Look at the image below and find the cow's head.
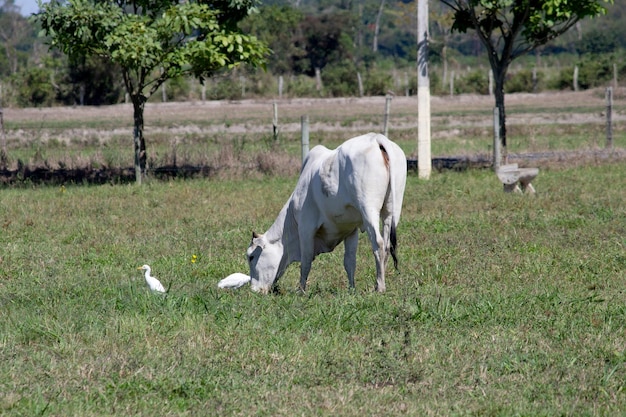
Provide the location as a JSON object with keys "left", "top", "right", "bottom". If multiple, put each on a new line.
{"left": 246, "top": 232, "right": 283, "bottom": 293}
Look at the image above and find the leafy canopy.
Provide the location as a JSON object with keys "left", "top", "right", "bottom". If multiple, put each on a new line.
{"left": 443, "top": 0, "right": 612, "bottom": 60}
{"left": 37, "top": 0, "right": 269, "bottom": 98}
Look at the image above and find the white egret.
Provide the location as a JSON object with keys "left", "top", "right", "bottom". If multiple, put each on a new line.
{"left": 218, "top": 273, "right": 251, "bottom": 289}
{"left": 137, "top": 265, "right": 166, "bottom": 293}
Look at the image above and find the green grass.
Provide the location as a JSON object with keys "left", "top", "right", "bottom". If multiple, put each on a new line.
{"left": 1, "top": 162, "right": 625, "bottom": 415}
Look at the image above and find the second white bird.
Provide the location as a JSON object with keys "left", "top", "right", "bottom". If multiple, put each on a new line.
{"left": 218, "top": 272, "right": 251, "bottom": 289}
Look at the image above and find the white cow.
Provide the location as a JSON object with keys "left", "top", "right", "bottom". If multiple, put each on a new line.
{"left": 247, "top": 132, "right": 407, "bottom": 293}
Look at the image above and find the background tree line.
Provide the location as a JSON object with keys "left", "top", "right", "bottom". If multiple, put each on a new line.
{"left": 1, "top": 0, "right": 625, "bottom": 108}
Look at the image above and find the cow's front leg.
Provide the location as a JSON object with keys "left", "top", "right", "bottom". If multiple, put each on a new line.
{"left": 343, "top": 229, "right": 359, "bottom": 289}
{"left": 299, "top": 239, "right": 315, "bottom": 292}
{"left": 299, "top": 256, "right": 313, "bottom": 292}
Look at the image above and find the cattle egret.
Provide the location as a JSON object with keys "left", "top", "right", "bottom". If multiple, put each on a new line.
{"left": 218, "top": 273, "right": 251, "bottom": 289}
{"left": 137, "top": 265, "right": 166, "bottom": 293}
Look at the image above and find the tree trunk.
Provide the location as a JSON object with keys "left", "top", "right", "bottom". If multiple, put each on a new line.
{"left": 493, "top": 66, "right": 507, "bottom": 162}
{"left": 372, "top": 0, "right": 386, "bottom": 52}
{"left": 441, "top": 44, "right": 448, "bottom": 90}
{"left": 132, "top": 95, "right": 147, "bottom": 184}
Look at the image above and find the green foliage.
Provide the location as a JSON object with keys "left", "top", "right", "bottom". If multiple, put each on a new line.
{"left": 454, "top": 69, "right": 488, "bottom": 94}
{"left": 241, "top": 5, "right": 304, "bottom": 75}
{"left": 575, "top": 28, "right": 619, "bottom": 54}
{"left": 285, "top": 74, "right": 319, "bottom": 97}
{"left": 62, "top": 56, "right": 124, "bottom": 105}
{"left": 37, "top": 0, "right": 270, "bottom": 95}
{"left": 506, "top": 68, "right": 543, "bottom": 93}
{"left": 551, "top": 66, "right": 576, "bottom": 90}
{"left": 292, "top": 12, "right": 356, "bottom": 76}
{"left": 165, "top": 76, "right": 193, "bottom": 101}
{"left": 322, "top": 62, "right": 358, "bottom": 96}
{"left": 13, "top": 66, "right": 55, "bottom": 106}
{"left": 448, "top": 0, "right": 612, "bottom": 52}
{"left": 551, "top": 52, "right": 626, "bottom": 90}
{"left": 576, "top": 54, "right": 617, "bottom": 88}
{"left": 363, "top": 67, "right": 393, "bottom": 96}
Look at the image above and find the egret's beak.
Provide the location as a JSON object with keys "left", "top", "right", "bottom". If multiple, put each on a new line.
{"left": 137, "top": 266, "right": 142, "bottom": 270}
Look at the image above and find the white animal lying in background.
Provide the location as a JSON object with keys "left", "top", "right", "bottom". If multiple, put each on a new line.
{"left": 218, "top": 273, "right": 251, "bottom": 289}
{"left": 137, "top": 264, "right": 166, "bottom": 293}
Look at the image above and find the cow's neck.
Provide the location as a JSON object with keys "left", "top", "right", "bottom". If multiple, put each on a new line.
{"left": 265, "top": 201, "right": 301, "bottom": 264}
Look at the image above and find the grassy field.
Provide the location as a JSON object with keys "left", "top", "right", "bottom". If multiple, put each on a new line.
{"left": 1, "top": 90, "right": 625, "bottom": 415}
{"left": 1, "top": 160, "right": 625, "bottom": 415}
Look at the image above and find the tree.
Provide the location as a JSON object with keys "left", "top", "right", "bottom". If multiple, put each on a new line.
{"left": 37, "top": 0, "right": 269, "bottom": 184}
{"left": 0, "top": 0, "right": 34, "bottom": 76}
{"left": 240, "top": 5, "right": 303, "bottom": 75}
{"left": 61, "top": 56, "right": 123, "bottom": 106}
{"left": 440, "top": 0, "right": 612, "bottom": 161}
{"left": 292, "top": 12, "right": 355, "bottom": 76}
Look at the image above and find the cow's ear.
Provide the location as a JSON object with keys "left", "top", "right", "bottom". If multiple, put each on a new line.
{"left": 251, "top": 232, "right": 265, "bottom": 248}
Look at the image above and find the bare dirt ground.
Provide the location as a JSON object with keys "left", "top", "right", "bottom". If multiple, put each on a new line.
{"left": 1, "top": 89, "right": 624, "bottom": 184}
{"left": 5, "top": 89, "right": 624, "bottom": 127}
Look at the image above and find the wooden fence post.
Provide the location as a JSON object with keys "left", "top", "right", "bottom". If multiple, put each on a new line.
{"left": 606, "top": 87, "right": 613, "bottom": 149}
{"left": 301, "top": 115, "right": 309, "bottom": 165}
{"left": 240, "top": 76, "right": 246, "bottom": 98}
{"left": 315, "top": 68, "right": 322, "bottom": 92}
{"left": 0, "top": 83, "right": 6, "bottom": 159}
{"left": 278, "top": 76, "right": 284, "bottom": 99}
{"left": 383, "top": 94, "right": 392, "bottom": 137}
{"left": 449, "top": 71, "right": 455, "bottom": 96}
{"left": 272, "top": 101, "right": 279, "bottom": 143}
{"left": 404, "top": 71, "right": 409, "bottom": 97}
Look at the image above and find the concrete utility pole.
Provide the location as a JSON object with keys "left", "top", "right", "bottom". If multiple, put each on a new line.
{"left": 417, "top": 0, "right": 431, "bottom": 179}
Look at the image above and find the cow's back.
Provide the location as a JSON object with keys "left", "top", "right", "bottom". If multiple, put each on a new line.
{"left": 312, "top": 133, "right": 405, "bottom": 232}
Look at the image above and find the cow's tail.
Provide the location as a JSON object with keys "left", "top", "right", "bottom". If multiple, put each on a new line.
{"left": 390, "top": 221, "right": 399, "bottom": 270}
{"left": 377, "top": 135, "right": 400, "bottom": 271}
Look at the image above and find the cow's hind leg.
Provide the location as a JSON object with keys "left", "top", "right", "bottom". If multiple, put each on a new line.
{"left": 343, "top": 229, "right": 359, "bottom": 289}
{"left": 362, "top": 211, "right": 386, "bottom": 292}
{"left": 381, "top": 207, "right": 392, "bottom": 269}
